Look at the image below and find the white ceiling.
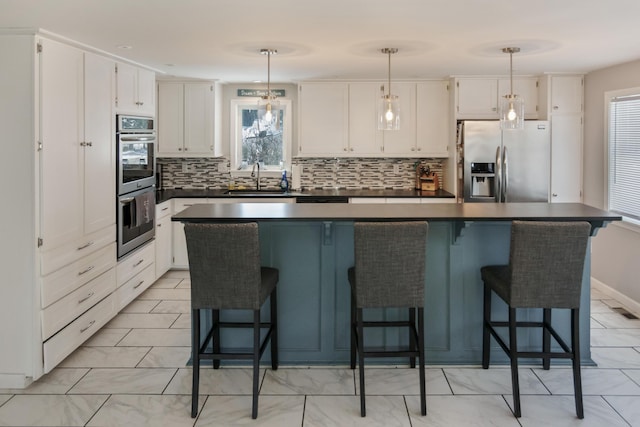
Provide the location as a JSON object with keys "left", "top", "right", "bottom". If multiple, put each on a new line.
{"left": 1, "top": 0, "right": 639, "bottom": 83}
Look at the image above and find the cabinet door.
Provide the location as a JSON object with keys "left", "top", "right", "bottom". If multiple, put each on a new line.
{"left": 115, "top": 62, "right": 138, "bottom": 112}
{"left": 83, "top": 53, "right": 115, "bottom": 235}
{"left": 456, "top": 78, "right": 498, "bottom": 118}
{"left": 382, "top": 82, "right": 417, "bottom": 155}
{"left": 184, "top": 83, "right": 215, "bottom": 154}
{"left": 551, "top": 114, "right": 583, "bottom": 203}
{"left": 498, "top": 77, "right": 539, "bottom": 119}
{"left": 550, "top": 75, "right": 583, "bottom": 114}
{"left": 416, "top": 81, "right": 450, "bottom": 157}
{"left": 348, "top": 83, "right": 383, "bottom": 155}
{"left": 40, "top": 39, "right": 84, "bottom": 250}
{"left": 157, "top": 83, "right": 185, "bottom": 154}
{"left": 155, "top": 214, "right": 172, "bottom": 279}
{"left": 136, "top": 68, "right": 156, "bottom": 115}
{"left": 298, "top": 83, "right": 349, "bottom": 156}
{"left": 172, "top": 199, "right": 205, "bottom": 268}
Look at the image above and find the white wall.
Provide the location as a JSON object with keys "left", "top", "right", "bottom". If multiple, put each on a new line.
{"left": 584, "top": 59, "right": 640, "bottom": 305}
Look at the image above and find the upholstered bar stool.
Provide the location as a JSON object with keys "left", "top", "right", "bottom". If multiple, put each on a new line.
{"left": 481, "top": 220, "right": 591, "bottom": 419}
{"left": 348, "top": 221, "right": 429, "bottom": 417}
{"left": 184, "top": 222, "right": 278, "bottom": 420}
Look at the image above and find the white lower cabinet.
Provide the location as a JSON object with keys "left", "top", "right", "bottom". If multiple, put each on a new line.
{"left": 349, "top": 197, "right": 456, "bottom": 204}
{"left": 116, "top": 241, "right": 155, "bottom": 311}
{"left": 155, "top": 200, "right": 173, "bottom": 279}
{"left": 43, "top": 293, "right": 116, "bottom": 372}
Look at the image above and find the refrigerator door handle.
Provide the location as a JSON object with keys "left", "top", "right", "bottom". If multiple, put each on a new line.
{"left": 502, "top": 146, "right": 509, "bottom": 202}
{"left": 495, "top": 146, "right": 502, "bottom": 202}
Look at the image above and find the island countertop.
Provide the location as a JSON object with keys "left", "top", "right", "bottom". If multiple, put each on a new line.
{"left": 172, "top": 201, "right": 620, "bottom": 229}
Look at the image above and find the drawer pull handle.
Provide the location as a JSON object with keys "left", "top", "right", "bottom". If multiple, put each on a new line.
{"left": 133, "top": 259, "right": 144, "bottom": 268}
{"left": 77, "top": 241, "right": 94, "bottom": 250}
{"left": 78, "top": 291, "right": 95, "bottom": 304}
{"left": 78, "top": 265, "right": 95, "bottom": 276}
{"left": 161, "top": 207, "right": 169, "bottom": 211}
{"left": 80, "top": 320, "right": 96, "bottom": 333}
{"left": 133, "top": 280, "right": 145, "bottom": 289}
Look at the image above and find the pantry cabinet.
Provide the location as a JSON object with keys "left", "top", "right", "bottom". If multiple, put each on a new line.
{"left": 115, "top": 61, "right": 155, "bottom": 115}
{"left": 157, "top": 82, "right": 221, "bottom": 157}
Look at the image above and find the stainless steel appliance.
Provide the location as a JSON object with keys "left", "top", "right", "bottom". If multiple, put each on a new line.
{"left": 116, "top": 114, "right": 156, "bottom": 258}
{"left": 117, "top": 187, "right": 155, "bottom": 258}
{"left": 117, "top": 115, "right": 156, "bottom": 195}
{"left": 461, "top": 121, "right": 550, "bottom": 203}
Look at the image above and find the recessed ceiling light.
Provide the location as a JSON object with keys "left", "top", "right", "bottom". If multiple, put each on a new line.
{"left": 116, "top": 45, "right": 132, "bottom": 50}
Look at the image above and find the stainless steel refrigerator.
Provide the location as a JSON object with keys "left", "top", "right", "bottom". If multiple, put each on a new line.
{"left": 462, "top": 120, "right": 550, "bottom": 203}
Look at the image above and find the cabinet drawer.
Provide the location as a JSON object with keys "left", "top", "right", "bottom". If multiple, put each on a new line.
{"left": 116, "top": 241, "right": 155, "bottom": 287}
{"left": 115, "top": 263, "right": 155, "bottom": 311}
{"left": 41, "top": 243, "right": 116, "bottom": 308}
{"left": 156, "top": 200, "right": 172, "bottom": 220}
{"left": 43, "top": 293, "right": 116, "bottom": 373}
{"left": 41, "top": 268, "right": 116, "bottom": 340}
{"left": 41, "top": 225, "right": 115, "bottom": 276}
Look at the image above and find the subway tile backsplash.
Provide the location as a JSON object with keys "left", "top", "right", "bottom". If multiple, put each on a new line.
{"left": 157, "top": 157, "right": 444, "bottom": 190}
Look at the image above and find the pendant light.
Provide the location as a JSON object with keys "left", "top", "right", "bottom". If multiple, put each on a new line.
{"left": 500, "top": 47, "right": 525, "bottom": 130}
{"left": 378, "top": 48, "right": 400, "bottom": 130}
{"left": 258, "top": 48, "right": 279, "bottom": 124}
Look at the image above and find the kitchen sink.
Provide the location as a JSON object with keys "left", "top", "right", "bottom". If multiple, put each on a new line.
{"left": 224, "top": 189, "right": 287, "bottom": 196}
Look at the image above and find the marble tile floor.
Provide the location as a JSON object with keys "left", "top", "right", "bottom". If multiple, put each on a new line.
{"left": 1, "top": 271, "right": 640, "bottom": 426}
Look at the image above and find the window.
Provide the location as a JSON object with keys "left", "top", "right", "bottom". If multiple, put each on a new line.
{"left": 230, "top": 98, "right": 292, "bottom": 176}
{"left": 607, "top": 89, "right": 640, "bottom": 223}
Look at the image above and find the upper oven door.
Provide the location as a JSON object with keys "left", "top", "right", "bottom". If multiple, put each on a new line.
{"left": 118, "top": 132, "right": 156, "bottom": 195}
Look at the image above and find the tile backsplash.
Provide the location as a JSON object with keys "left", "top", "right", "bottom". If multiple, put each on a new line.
{"left": 157, "top": 157, "right": 445, "bottom": 190}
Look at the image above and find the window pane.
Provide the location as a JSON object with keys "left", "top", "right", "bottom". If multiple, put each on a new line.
{"left": 240, "top": 107, "right": 284, "bottom": 169}
{"left": 609, "top": 96, "right": 640, "bottom": 221}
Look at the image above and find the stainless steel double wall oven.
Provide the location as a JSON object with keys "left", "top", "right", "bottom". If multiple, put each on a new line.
{"left": 116, "top": 115, "right": 156, "bottom": 258}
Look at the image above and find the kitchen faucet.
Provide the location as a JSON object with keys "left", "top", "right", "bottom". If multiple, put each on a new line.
{"left": 251, "top": 162, "right": 261, "bottom": 190}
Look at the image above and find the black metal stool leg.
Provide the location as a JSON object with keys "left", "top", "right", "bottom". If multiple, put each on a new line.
{"left": 357, "top": 308, "right": 366, "bottom": 417}
{"left": 418, "top": 307, "right": 427, "bottom": 416}
{"left": 191, "top": 309, "right": 201, "bottom": 418}
{"left": 482, "top": 283, "right": 491, "bottom": 369}
{"left": 571, "top": 308, "right": 584, "bottom": 419}
{"left": 270, "top": 288, "right": 278, "bottom": 370}
{"left": 252, "top": 310, "right": 261, "bottom": 420}
{"left": 350, "top": 290, "right": 356, "bottom": 370}
{"left": 508, "top": 307, "right": 521, "bottom": 418}
{"left": 409, "top": 307, "right": 416, "bottom": 368}
{"left": 212, "top": 309, "right": 220, "bottom": 369}
{"left": 542, "top": 308, "right": 551, "bottom": 370}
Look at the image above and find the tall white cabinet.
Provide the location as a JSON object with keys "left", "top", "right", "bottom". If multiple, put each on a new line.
{"left": 0, "top": 30, "right": 152, "bottom": 388}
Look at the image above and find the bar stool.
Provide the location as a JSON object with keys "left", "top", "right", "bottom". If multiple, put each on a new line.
{"left": 481, "top": 220, "right": 591, "bottom": 419}
{"left": 348, "top": 221, "right": 429, "bottom": 417}
{"left": 184, "top": 222, "right": 278, "bottom": 420}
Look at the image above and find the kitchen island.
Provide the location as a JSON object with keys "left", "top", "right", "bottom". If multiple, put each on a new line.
{"left": 173, "top": 202, "right": 620, "bottom": 365}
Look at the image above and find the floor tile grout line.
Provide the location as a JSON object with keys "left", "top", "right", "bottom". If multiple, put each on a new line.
{"left": 600, "top": 395, "right": 634, "bottom": 427}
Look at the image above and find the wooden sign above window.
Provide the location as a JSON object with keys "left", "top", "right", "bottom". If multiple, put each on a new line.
{"left": 237, "top": 89, "right": 286, "bottom": 97}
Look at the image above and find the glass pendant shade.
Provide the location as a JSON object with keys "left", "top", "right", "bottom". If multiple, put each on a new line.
{"left": 378, "top": 94, "right": 400, "bottom": 130}
{"left": 257, "top": 48, "right": 280, "bottom": 128}
{"left": 500, "top": 47, "right": 524, "bottom": 130}
{"left": 500, "top": 93, "right": 525, "bottom": 130}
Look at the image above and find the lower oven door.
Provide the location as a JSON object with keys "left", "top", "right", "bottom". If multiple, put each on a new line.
{"left": 118, "top": 187, "right": 156, "bottom": 259}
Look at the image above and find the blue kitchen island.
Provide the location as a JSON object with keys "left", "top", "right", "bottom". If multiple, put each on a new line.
{"left": 173, "top": 202, "right": 620, "bottom": 365}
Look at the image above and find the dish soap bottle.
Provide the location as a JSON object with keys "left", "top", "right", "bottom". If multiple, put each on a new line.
{"left": 279, "top": 170, "right": 289, "bottom": 192}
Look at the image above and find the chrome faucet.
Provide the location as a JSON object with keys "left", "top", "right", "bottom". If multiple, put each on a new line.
{"left": 251, "top": 162, "right": 261, "bottom": 190}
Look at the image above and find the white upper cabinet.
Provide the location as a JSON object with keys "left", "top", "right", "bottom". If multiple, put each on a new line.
{"left": 157, "top": 82, "right": 221, "bottom": 157}
{"left": 456, "top": 77, "right": 538, "bottom": 119}
{"left": 115, "top": 62, "right": 155, "bottom": 115}
{"left": 298, "top": 80, "right": 448, "bottom": 158}
{"left": 298, "top": 82, "right": 349, "bottom": 156}
{"left": 549, "top": 75, "right": 583, "bottom": 113}
{"left": 416, "top": 81, "right": 450, "bottom": 157}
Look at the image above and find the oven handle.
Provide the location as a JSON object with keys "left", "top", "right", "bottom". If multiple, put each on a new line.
{"left": 120, "top": 197, "right": 135, "bottom": 204}
{"left": 120, "top": 135, "right": 156, "bottom": 142}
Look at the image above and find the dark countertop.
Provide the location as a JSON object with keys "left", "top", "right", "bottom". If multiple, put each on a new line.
{"left": 156, "top": 188, "right": 455, "bottom": 204}
{"left": 172, "top": 202, "right": 621, "bottom": 234}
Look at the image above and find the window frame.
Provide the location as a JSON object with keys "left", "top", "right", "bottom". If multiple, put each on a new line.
{"left": 605, "top": 86, "right": 640, "bottom": 228}
{"left": 229, "top": 98, "right": 292, "bottom": 178}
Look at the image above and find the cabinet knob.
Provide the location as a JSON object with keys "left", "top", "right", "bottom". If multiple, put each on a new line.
{"left": 178, "top": 148, "right": 182, "bottom": 151}
{"left": 411, "top": 147, "right": 415, "bottom": 151}
{"left": 350, "top": 148, "right": 354, "bottom": 152}
{"left": 492, "top": 107, "right": 497, "bottom": 111}
{"left": 343, "top": 148, "right": 348, "bottom": 151}
{"left": 417, "top": 147, "right": 421, "bottom": 151}
{"left": 553, "top": 106, "right": 559, "bottom": 110}
{"left": 184, "top": 147, "right": 188, "bottom": 151}
{"left": 552, "top": 193, "right": 558, "bottom": 197}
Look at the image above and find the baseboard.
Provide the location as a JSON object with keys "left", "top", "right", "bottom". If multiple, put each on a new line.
{"left": 591, "top": 277, "right": 640, "bottom": 317}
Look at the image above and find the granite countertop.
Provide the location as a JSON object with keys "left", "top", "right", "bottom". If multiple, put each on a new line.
{"left": 156, "top": 188, "right": 455, "bottom": 204}
{"left": 172, "top": 202, "right": 621, "bottom": 235}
